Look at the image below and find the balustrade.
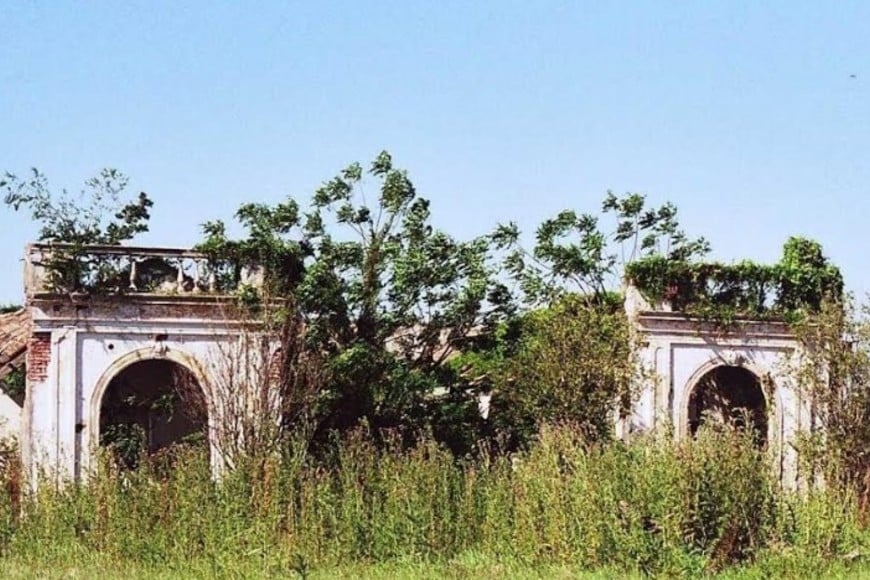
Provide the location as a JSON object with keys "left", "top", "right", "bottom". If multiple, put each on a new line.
{"left": 25, "top": 243, "right": 260, "bottom": 297}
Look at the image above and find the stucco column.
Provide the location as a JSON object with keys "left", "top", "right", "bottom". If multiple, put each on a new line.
{"left": 23, "top": 327, "right": 79, "bottom": 487}
{"left": 24, "top": 331, "right": 57, "bottom": 486}
{"left": 54, "top": 327, "right": 78, "bottom": 481}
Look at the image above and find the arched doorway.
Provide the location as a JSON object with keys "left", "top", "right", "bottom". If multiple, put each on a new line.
{"left": 687, "top": 365, "right": 767, "bottom": 445}
{"left": 99, "top": 359, "right": 207, "bottom": 467}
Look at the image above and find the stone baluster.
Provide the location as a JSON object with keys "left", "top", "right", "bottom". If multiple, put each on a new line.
{"left": 129, "top": 259, "right": 138, "bottom": 291}
{"left": 208, "top": 263, "right": 217, "bottom": 293}
{"left": 176, "top": 260, "right": 185, "bottom": 293}
{"left": 192, "top": 259, "right": 202, "bottom": 293}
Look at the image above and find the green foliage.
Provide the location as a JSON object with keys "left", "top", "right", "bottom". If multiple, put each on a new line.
{"left": 626, "top": 236, "right": 843, "bottom": 321}
{"left": 1, "top": 168, "right": 153, "bottom": 245}
{"left": 489, "top": 296, "right": 636, "bottom": 449}
{"left": 1, "top": 168, "right": 154, "bottom": 293}
{"left": 0, "top": 366, "right": 25, "bottom": 407}
{"left": 499, "top": 191, "right": 709, "bottom": 305}
{"left": 603, "top": 191, "right": 712, "bottom": 262}
{"left": 197, "top": 199, "right": 305, "bottom": 296}
{"left": 199, "top": 151, "right": 514, "bottom": 441}
{"left": 790, "top": 296, "right": 870, "bottom": 494}
{"left": 99, "top": 423, "right": 148, "bottom": 469}
{"left": 777, "top": 236, "right": 844, "bottom": 312}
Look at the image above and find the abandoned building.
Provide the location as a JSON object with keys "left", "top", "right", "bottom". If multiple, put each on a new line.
{"left": 0, "top": 243, "right": 813, "bottom": 486}
{"left": 622, "top": 285, "right": 807, "bottom": 487}
{"left": 4, "top": 243, "right": 268, "bottom": 484}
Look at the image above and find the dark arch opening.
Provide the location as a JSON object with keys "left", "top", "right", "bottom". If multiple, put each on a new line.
{"left": 688, "top": 365, "right": 767, "bottom": 446}
{"left": 99, "top": 359, "right": 207, "bottom": 468}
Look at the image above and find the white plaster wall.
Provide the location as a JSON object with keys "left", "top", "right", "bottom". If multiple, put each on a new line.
{"left": 630, "top": 314, "right": 808, "bottom": 488}
{"left": 0, "top": 395, "right": 21, "bottom": 441}
{"left": 25, "top": 317, "right": 253, "bottom": 483}
{"left": 626, "top": 343, "right": 660, "bottom": 434}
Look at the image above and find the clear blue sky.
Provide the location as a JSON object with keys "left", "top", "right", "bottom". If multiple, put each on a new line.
{"left": 1, "top": 2, "right": 867, "bottom": 304}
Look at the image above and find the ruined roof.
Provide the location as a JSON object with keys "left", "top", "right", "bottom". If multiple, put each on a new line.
{"left": 0, "top": 309, "right": 29, "bottom": 380}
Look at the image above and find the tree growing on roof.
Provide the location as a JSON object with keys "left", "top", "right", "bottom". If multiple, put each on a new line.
{"left": 1, "top": 168, "right": 154, "bottom": 293}
{"left": 2, "top": 168, "right": 153, "bottom": 245}
{"left": 197, "top": 151, "right": 515, "bottom": 446}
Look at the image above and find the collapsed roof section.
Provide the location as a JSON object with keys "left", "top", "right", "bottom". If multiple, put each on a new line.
{"left": 0, "top": 309, "right": 28, "bottom": 383}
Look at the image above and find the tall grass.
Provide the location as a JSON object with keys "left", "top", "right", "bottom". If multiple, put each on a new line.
{"left": 0, "top": 426, "right": 865, "bottom": 577}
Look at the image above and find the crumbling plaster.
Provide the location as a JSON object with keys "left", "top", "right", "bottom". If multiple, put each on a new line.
{"left": 22, "top": 296, "right": 249, "bottom": 484}
{"left": 624, "top": 286, "right": 811, "bottom": 487}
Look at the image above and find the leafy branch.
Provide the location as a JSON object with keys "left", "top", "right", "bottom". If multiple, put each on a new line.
{"left": 495, "top": 191, "right": 709, "bottom": 306}
{"left": 2, "top": 168, "right": 154, "bottom": 293}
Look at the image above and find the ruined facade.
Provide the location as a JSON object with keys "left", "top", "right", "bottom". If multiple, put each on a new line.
{"left": 0, "top": 243, "right": 816, "bottom": 486}
{"left": 622, "top": 286, "right": 809, "bottom": 487}
{"left": 15, "top": 244, "right": 265, "bottom": 484}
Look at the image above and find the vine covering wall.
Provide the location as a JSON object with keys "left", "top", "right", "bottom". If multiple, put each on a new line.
{"left": 625, "top": 237, "right": 843, "bottom": 321}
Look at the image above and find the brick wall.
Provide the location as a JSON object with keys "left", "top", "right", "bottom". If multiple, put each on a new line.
{"left": 26, "top": 333, "right": 51, "bottom": 383}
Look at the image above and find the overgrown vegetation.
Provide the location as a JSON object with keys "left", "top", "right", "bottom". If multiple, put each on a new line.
{"left": 788, "top": 297, "right": 870, "bottom": 498}
{"left": 1, "top": 168, "right": 154, "bottom": 294}
{"left": 5, "top": 156, "right": 870, "bottom": 577}
{"left": 488, "top": 295, "right": 637, "bottom": 449}
{"left": 626, "top": 236, "right": 843, "bottom": 322}
{"left": 188, "top": 156, "right": 727, "bottom": 453}
{"left": 195, "top": 152, "right": 520, "bottom": 450}
{"left": 1, "top": 367, "right": 25, "bottom": 408}
{"left": 0, "top": 426, "right": 866, "bottom": 578}
{"left": 495, "top": 190, "right": 711, "bottom": 306}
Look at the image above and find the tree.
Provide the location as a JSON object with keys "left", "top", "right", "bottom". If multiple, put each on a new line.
{"left": 198, "top": 151, "right": 514, "bottom": 441}
{"left": 776, "top": 236, "right": 843, "bottom": 313}
{"left": 1, "top": 168, "right": 154, "bottom": 292}
{"left": 494, "top": 191, "right": 710, "bottom": 306}
{"left": 2, "top": 168, "right": 153, "bottom": 245}
{"left": 484, "top": 295, "right": 636, "bottom": 449}
{"left": 791, "top": 296, "right": 870, "bottom": 491}
{"left": 456, "top": 192, "right": 707, "bottom": 447}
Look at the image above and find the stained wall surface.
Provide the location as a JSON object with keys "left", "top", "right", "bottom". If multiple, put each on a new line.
{"left": 22, "top": 296, "right": 249, "bottom": 483}
{"left": 623, "top": 286, "right": 810, "bottom": 487}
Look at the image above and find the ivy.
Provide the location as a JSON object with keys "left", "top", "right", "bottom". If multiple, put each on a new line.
{"left": 625, "top": 237, "right": 843, "bottom": 322}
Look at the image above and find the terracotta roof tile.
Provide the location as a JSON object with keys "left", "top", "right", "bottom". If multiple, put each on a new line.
{"left": 0, "top": 309, "right": 29, "bottom": 379}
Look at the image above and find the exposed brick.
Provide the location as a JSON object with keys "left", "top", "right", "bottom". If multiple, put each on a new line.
{"left": 26, "top": 333, "right": 51, "bottom": 383}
